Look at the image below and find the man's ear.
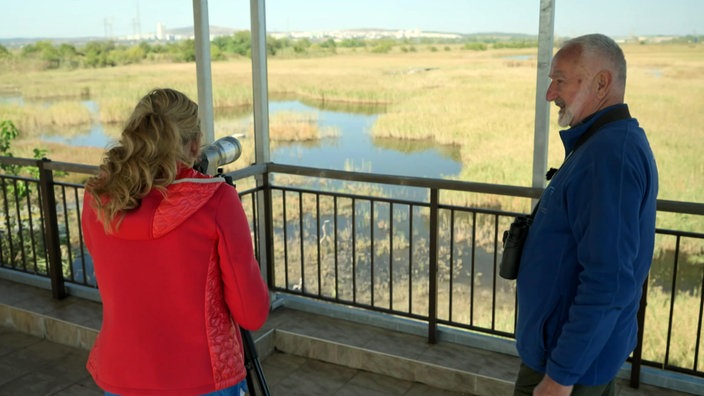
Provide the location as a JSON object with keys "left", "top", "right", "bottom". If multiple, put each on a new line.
{"left": 594, "top": 70, "right": 612, "bottom": 99}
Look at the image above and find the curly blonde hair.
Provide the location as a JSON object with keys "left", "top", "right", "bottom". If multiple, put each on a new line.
{"left": 86, "top": 88, "right": 201, "bottom": 233}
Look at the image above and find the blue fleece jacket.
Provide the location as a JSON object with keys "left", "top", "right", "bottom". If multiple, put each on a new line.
{"left": 515, "top": 104, "right": 659, "bottom": 386}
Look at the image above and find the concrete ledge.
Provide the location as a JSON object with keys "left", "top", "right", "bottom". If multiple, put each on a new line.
{"left": 0, "top": 303, "right": 98, "bottom": 350}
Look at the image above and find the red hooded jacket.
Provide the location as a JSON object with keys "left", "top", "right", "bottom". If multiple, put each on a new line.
{"left": 82, "top": 167, "right": 269, "bottom": 395}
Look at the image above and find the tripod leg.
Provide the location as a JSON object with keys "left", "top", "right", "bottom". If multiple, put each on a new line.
{"left": 240, "top": 329, "right": 270, "bottom": 396}
{"left": 244, "top": 360, "right": 257, "bottom": 396}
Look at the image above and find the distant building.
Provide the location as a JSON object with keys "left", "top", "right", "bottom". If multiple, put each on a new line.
{"left": 156, "top": 23, "right": 166, "bottom": 40}
{"left": 269, "top": 28, "right": 463, "bottom": 42}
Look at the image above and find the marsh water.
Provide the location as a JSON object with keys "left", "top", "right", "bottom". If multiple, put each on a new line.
{"left": 39, "top": 99, "right": 462, "bottom": 179}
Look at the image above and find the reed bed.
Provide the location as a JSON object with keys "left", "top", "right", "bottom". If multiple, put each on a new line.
{"left": 267, "top": 111, "right": 339, "bottom": 142}
{"left": 0, "top": 101, "right": 92, "bottom": 136}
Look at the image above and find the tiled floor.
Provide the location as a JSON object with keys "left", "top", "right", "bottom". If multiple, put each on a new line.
{"left": 0, "top": 277, "right": 701, "bottom": 396}
{"left": 0, "top": 326, "right": 477, "bottom": 396}
{"left": 259, "top": 350, "right": 473, "bottom": 396}
{"left": 0, "top": 327, "right": 99, "bottom": 395}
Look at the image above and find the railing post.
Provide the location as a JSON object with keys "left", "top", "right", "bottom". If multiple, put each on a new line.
{"left": 259, "top": 170, "right": 274, "bottom": 289}
{"left": 428, "top": 188, "right": 439, "bottom": 344}
{"left": 37, "top": 158, "right": 66, "bottom": 299}
{"left": 630, "top": 279, "right": 648, "bottom": 388}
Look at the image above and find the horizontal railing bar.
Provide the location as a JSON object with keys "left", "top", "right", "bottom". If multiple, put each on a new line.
{"left": 437, "top": 318, "right": 515, "bottom": 339}
{"left": 656, "top": 227, "right": 704, "bottom": 238}
{"left": 271, "top": 287, "right": 430, "bottom": 321}
{"left": 42, "top": 160, "right": 99, "bottom": 174}
{"left": 3, "top": 157, "right": 703, "bottom": 216}
{"left": 224, "top": 163, "right": 268, "bottom": 180}
{"left": 438, "top": 202, "right": 527, "bottom": 218}
{"left": 0, "top": 173, "right": 36, "bottom": 182}
{"left": 268, "top": 163, "right": 704, "bottom": 215}
{"left": 657, "top": 199, "right": 704, "bottom": 216}
{"left": 0, "top": 156, "right": 37, "bottom": 167}
{"left": 268, "top": 163, "right": 543, "bottom": 199}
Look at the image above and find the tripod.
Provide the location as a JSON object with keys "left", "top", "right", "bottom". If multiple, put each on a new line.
{"left": 208, "top": 169, "right": 270, "bottom": 395}
{"left": 240, "top": 328, "right": 270, "bottom": 396}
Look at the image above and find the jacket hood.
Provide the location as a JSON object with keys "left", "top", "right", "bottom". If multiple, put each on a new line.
{"left": 115, "top": 168, "right": 228, "bottom": 240}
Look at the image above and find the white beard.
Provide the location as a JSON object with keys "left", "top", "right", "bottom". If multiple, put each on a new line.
{"left": 557, "top": 86, "right": 591, "bottom": 127}
{"left": 557, "top": 107, "right": 573, "bottom": 127}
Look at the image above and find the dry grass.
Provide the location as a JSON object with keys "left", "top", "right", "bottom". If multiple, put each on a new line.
{"left": 642, "top": 283, "right": 704, "bottom": 370}
{"left": 267, "top": 111, "right": 339, "bottom": 142}
{"left": 0, "top": 44, "right": 702, "bottom": 203}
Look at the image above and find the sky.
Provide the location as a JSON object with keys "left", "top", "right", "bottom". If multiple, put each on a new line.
{"left": 0, "top": 0, "right": 702, "bottom": 40}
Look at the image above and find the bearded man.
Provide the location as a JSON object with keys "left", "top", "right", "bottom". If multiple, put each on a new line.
{"left": 512, "top": 34, "right": 659, "bottom": 396}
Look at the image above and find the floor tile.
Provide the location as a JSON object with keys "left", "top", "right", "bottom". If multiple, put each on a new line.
{"left": 346, "top": 370, "right": 415, "bottom": 395}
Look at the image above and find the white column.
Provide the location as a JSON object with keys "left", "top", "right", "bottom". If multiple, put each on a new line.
{"left": 193, "top": 0, "right": 215, "bottom": 144}
{"left": 531, "top": 0, "right": 555, "bottom": 198}
{"left": 250, "top": 0, "right": 271, "bottom": 287}
{"left": 250, "top": 0, "right": 271, "bottom": 163}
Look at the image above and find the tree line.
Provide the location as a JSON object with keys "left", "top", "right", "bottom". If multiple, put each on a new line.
{"left": 0, "top": 31, "right": 542, "bottom": 71}
{"left": 1, "top": 31, "right": 700, "bottom": 71}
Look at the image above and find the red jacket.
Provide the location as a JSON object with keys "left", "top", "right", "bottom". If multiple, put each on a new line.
{"left": 82, "top": 167, "right": 269, "bottom": 395}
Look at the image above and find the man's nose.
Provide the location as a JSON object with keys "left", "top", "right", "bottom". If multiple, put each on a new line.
{"left": 545, "top": 82, "right": 557, "bottom": 101}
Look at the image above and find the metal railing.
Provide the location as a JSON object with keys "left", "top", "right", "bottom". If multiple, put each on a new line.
{"left": 1, "top": 157, "right": 703, "bottom": 389}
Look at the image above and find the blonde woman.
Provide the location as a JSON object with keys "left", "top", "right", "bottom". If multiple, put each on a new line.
{"left": 82, "top": 88, "right": 269, "bottom": 396}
